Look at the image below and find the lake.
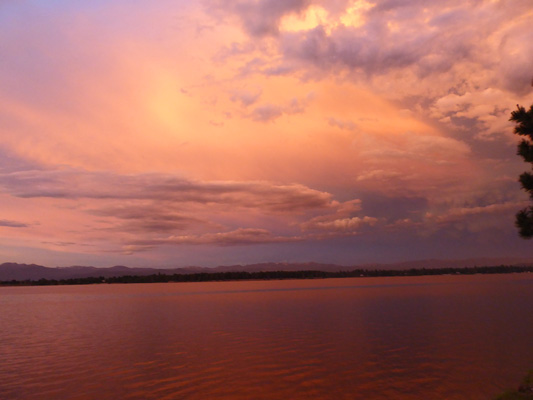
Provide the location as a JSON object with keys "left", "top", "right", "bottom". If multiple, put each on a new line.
{"left": 1, "top": 274, "right": 532, "bottom": 399}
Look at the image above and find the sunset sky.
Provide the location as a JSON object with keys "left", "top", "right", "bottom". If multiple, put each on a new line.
{"left": 1, "top": 0, "right": 533, "bottom": 268}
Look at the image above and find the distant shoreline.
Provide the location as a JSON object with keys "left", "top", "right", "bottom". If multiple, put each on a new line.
{"left": 1, "top": 265, "right": 532, "bottom": 287}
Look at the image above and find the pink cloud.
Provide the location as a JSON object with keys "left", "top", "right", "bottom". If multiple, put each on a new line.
{"left": 0, "top": 219, "right": 28, "bottom": 228}
{"left": 0, "top": 0, "right": 531, "bottom": 266}
{"left": 124, "top": 228, "right": 303, "bottom": 252}
{"left": 0, "top": 168, "right": 333, "bottom": 212}
{"left": 207, "top": 0, "right": 313, "bottom": 37}
{"left": 301, "top": 199, "right": 378, "bottom": 233}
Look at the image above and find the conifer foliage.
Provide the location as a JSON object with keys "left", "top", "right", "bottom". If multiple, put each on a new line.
{"left": 511, "top": 104, "right": 533, "bottom": 238}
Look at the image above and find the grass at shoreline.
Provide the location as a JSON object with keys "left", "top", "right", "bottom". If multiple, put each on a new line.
{"left": 495, "top": 371, "right": 533, "bottom": 400}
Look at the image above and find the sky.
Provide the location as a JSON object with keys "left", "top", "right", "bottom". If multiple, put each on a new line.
{"left": 1, "top": 0, "right": 533, "bottom": 268}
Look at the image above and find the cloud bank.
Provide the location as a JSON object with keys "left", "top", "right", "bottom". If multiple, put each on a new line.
{"left": 0, "top": 0, "right": 532, "bottom": 266}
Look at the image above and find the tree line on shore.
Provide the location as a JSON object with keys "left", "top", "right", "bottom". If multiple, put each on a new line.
{"left": 1, "top": 265, "right": 532, "bottom": 286}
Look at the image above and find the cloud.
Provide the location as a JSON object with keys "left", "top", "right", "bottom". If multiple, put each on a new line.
{"left": 0, "top": 165, "right": 343, "bottom": 251}
{"left": 214, "top": 0, "right": 533, "bottom": 140}
{"left": 0, "top": 219, "right": 28, "bottom": 228}
{"left": 250, "top": 104, "right": 284, "bottom": 121}
{"left": 359, "top": 131, "right": 471, "bottom": 163}
{"left": 214, "top": 41, "right": 258, "bottom": 64}
{"left": 230, "top": 89, "right": 262, "bottom": 106}
{"left": 126, "top": 228, "right": 302, "bottom": 249}
{"left": 430, "top": 88, "right": 515, "bottom": 139}
{"left": 1, "top": 0, "right": 531, "bottom": 265}
{"left": 301, "top": 199, "right": 378, "bottom": 233}
{"left": 207, "top": 0, "right": 312, "bottom": 37}
{"left": 0, "top": 146, "right": 41, "bottom": 173}
{"left": 360, "top": 194, "right": 429, "bottom": 222}
{"left": 356, "top": 169, "right": 401, "bottom": 182}
{"left": 385, "top": 199, "right": 527, "bottom": 239}
{"left": 249, "top": 95, "right": 311, "bottom": 122}
{"left": 276, "top": 4, "right": 463, "bottom": 77}
{"left": 272, "top": 1, "right": 532, "bottom": 89}
{"left": 303, "top": 216, "right": 378, "bottom": 232}
{"left": 88, "top": 205, "right": 207, "bottom": 233}
{"left": 327, "top": 117, "right": 357, "bottom": 131}
{"left": 41, "top": 241, "right": 81, "bottom": 247}
{"left": 280, "top": 23, "right": 427, "bottom": 75}
{"left": 427, "top": 201, "right": 526, "bottom": 225}
{"left": 170, "top": 227, "right": 301, "bottom": 245}
{"left": 495, "top": 17, "right": 533, "bottom": 95}
{"left": 0, "top": 167, "right": 333, "bottom": 212}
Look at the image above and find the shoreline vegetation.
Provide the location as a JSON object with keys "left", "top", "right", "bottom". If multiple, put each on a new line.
{"left": 495, "top": 371, "right": 533, "bottom": 400}
{"left": 1, "top": 265, "right": 532, "bottom": 287}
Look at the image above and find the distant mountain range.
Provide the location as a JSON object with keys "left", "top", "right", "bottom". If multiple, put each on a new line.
{"left": 1, "top": 257, "right": 533, "bottom": 281}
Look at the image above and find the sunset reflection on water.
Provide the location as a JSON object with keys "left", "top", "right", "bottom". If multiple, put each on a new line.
{"left": 1, "top": 274, "right": 532, "bottom": 399}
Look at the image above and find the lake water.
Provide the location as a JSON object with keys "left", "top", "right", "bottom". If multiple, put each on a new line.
{"left": 1, "top": 274, "right": 532, "bottom": 399}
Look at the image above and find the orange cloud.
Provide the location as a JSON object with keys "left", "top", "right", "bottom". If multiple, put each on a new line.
{"left": 0, "top": 0, "right": 531, "bottom": 266}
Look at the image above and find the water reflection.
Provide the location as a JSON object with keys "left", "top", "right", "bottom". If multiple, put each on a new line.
{"left": 1, "top": 274, "right": 532, "bottom": 399}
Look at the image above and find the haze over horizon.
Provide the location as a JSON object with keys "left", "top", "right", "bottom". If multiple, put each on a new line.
{"left": 1, "top": 0, "right": 533, "bottom": 268}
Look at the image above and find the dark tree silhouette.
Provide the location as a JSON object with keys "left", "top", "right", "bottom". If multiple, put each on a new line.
{"left": 510, "top": 104, "right": 533, "bottom": 238}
